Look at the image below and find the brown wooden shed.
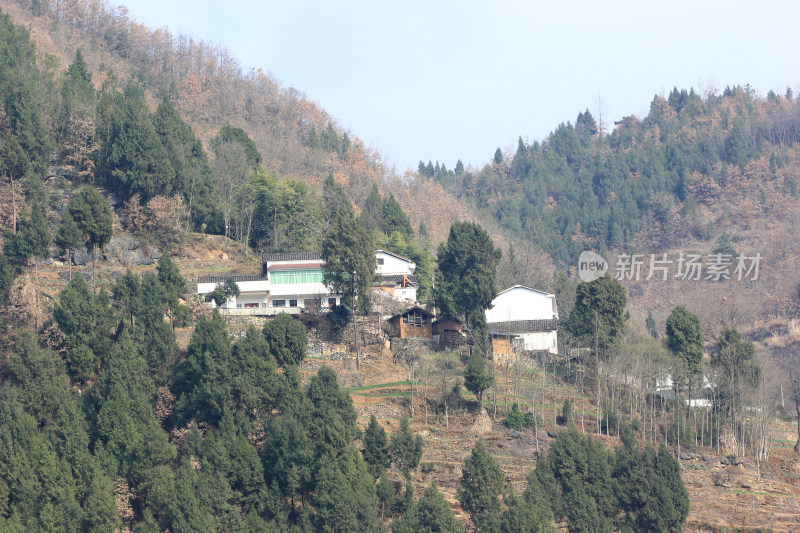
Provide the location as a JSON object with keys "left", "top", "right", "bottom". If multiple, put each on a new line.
{"left": 385, "top": 306, "right": 434, "bottom": 339}
{"left": 432, "top": 315, "right": 466, "bottom": 346}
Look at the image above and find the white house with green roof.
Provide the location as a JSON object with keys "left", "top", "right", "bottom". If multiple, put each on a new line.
{"left": 197, "top": 252, "right": 341, "bottom": 315}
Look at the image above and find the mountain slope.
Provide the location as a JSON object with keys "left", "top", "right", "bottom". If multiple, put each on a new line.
{"left": 0, "top": 0, "right": 493, "bottom": 247}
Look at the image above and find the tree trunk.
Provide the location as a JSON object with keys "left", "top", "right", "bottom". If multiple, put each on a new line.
{"left": 793, "top": 372, "right": 800, "bottom": 454}
{"left": 11, "top": 173, "right": 16, "bottom": 234}
{"left": 91, "top": 245, "right": 97, "bottom": 292}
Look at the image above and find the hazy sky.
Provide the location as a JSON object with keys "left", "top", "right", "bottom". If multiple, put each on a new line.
{"left": 120, "top": 0, "right": 800, "bottom": 173}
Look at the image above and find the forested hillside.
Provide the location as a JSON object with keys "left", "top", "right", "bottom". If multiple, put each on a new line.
{"left": 424, "top": 87, "right": 800, "bottom": 266}
{"left": 0, "top": 1, "right": 799, "bottom": 531}
{"left": 0, "top": 0, "right": 484, "bottom": 246}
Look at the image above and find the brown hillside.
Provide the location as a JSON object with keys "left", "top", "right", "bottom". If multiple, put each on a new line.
{"left": 0, "top": 0, "right": 495, "bottom": 250}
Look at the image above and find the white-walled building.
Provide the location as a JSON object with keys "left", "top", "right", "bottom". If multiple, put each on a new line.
{"left": 197, "top": 250, "right": 425, "bottom": 315}
{"left": 374, "top": 249, "right": 418, "bottom": 302}
{"left": 485, "top": 285, "right": 559, "bottom": 354}
{"left": 197, "top": 252, "right": 340, "bottom": 315}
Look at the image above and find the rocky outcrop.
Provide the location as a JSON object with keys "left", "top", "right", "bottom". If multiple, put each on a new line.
{"left": 54, "top": 236, "right": 161, "bottom": 267}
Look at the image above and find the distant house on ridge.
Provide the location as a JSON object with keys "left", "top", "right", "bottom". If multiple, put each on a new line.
{"left": 373, "top": 249, "right": 418, "bottom": 302}
{"left": 485, "top": 285, "right": 559, "bottom": 354}
{"left": 196, "top": 252, "right": 341, "bottom": 315}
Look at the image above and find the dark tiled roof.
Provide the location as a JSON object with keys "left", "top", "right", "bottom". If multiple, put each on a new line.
{"left": 263, "top": 252, "right": 322, "bottom": 262}
{"left": 375, "top": 249, "right": 414, "bottom": 263}
{"left": 390, "top": 306, "right": 434, "bottom": 319}
{"left": 433, "top": 314, "right": 462, "bottom": 325}
{"left": 374, "top": 274, "right": 418, "bottom": 286}
{"left": 487, "top": 319, "right": 558, "bottom": 333}
{"left": 198, "top": 275, "right": 267, "bottom": 283}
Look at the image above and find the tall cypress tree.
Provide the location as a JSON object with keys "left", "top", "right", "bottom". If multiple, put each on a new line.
{"left": 100, "top": 84, "right": 175, "bottom": 201}
{"left": 380, "top": 193, "right": 414, "bottom": 239}
{"left": 535, "top": 426, "right": 614, "bottom": 533}
{"left": 389, "top": 417, "right": 423, "bottom": 478}
{"left": 4, "top": 199, "right": 51, "bottom": 269}
{"left": 53, "top": 275, "right": 105, "bottom": 381}
{"left": 358, "top": 184, "right": 382, "bottom": 237}
{"left": 665, "top": 305, "right": 704, "bottom": 405}
{"left": 362, "top": 415, "right": 390, "bottom": 479}
{"left": 458, "top": 439, "right": 504, "bottom": 533}
{"left": 152, "top": 95, "right": 218, "bottom": 230}
{"left": 435, "top": 221, "right": 501, "bottom": 337}
{"left": 173, "top": 311, "right": 233, "bottom": 425}
{"left": 393, "top": 483, "right": 463, "bottom": 533}
{"left": 66, "top": 186, "right": 113, "bottom": 267}
{"left": 321, "top": 206, "right": 374, "bottom": 311}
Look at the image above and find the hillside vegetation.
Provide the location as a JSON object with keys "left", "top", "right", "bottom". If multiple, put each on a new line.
{"left": 0, "top": 1, "right": 799, "bottom": 532}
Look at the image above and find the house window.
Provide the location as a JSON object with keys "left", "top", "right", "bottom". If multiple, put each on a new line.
{"left": 403, "top": 310, "right": 426, "bottom": 326}
{"left": 270, "top": 269, "right": 323, "bottom": 285}
{"left": 328, "top": 298, "right": 337, "bottom": 308}
{"left": 237, "top": 303, "right": 243, "bottom": 309}
{"left": 377, "top": 258, "right": 384, "bottom": 265}
{"left": 272, "top": 300, "right": 286, "bottom": 307}
{"left": 289, "top": 299, "right": 298, "bottom": 307}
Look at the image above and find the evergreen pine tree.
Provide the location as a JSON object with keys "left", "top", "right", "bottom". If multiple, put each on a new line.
{"left": 55, "top": 210, "right": 82, "bottom": 269}
{"left": 321, "top": 205, "right": 374, "bottom": 311}
{"left": 464, "top": 349, "right": 494, "bottom": 406}
{"left": 393, "top": 483, "right": 463, "bottom": 533}
{"left": 210, "top": 123, "right": 261, "bottom": 169}
{"left": 311, "top": 446, "right": 381, "bottom": 533}
{"left": 358, "top": 184, "right": 382, "bottom": 237}
{"left": 646, "top": 311, "right": 658, "bottom": 339}
{"left": 389, "top": 417, "right": 423, "bottom": 478}
{"left": 435, "top": 221, "right": 501, "bottom": 337}
{"left": 262, "top": 313, "right": 308, "bottom": 366}
{"left": 173, "top": 311, "right": 233, "bottom": 425}
{"left": 459, "top": 439, "right": 504, "bottom": 533}
{"left": 376, "top": 470, "right": 395, "bottom": 519}
{"left": 380, "top": 193, "right": 414, "bottom": 239}
{"left": 4, "top": 199, "right": 51, "bottom": 269}
{"left": 261, "top": 411, "right": 314, "bottom": 509}
{"left": 66, "top": 186, "right": 113, "bottom": 268}
{"left": 362, "top": 415, "right": 390, "bottom": 479}
{"left": 101, "top": 84, "right": 175, "bottom": 201}
{"left": 501, "top": 484, "right": 555, "bottom": 533}
{"left": 152, "top": 95, "right": 218, "bottom": 230}
{"left": 53, "top": 275, "right": 105, "bottom": 381}
{"left": 156, "top": 254, "right": 187, "bottom": 327}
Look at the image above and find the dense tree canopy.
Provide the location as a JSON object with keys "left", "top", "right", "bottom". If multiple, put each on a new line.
{"left": 66, "top": 186, "right": 113, "bottom": 259}
{"left": 459, "top": 439, "right": 504, "bottom": 533}
{"left": 262, "top": 313, "right": 308, "bottom": 366}
{"left": 435, "top": 221, "right": 501, "bottom": 334}
{"left": 321, "top": 206, "right": 375, "bottom": 311}
{"left": 393, "top": 483, "right": 463, "bottom": 533}
{"left": 566, "top": 275, "right": 628, "bottom": 353}
{"left": 665, "top": 306, "right": 704, "bottom": 375}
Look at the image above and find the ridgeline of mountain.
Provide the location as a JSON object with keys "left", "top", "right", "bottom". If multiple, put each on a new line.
{"left": 0, "top": 0, "right": 489, "bottom": 247}
{"left": 1, "top": 3, "right": 800, "bottom": 532}
{"left": 418, "top": 86, "right": 800, "bottom": 341}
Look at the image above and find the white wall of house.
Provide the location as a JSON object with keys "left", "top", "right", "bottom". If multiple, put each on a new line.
{"left": 519, "top": 331, "right": 559, "bottom": 352}
{"left": 197, "top": 279, "right": 270, "bottom": 308}
{"left": 485, "top": 285, "right": 558, "bottom": 322}
{"left": 486, "top": 285, "right": 559, "bottom": 354}
{"left": 394, "top": 286, "right": 417, "bottom": 301}
{"left": 375, "top": 250, "right": 416, "bottom": 276}
{"left": 269, "top": 282, "right": 339, "bottom": 309}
